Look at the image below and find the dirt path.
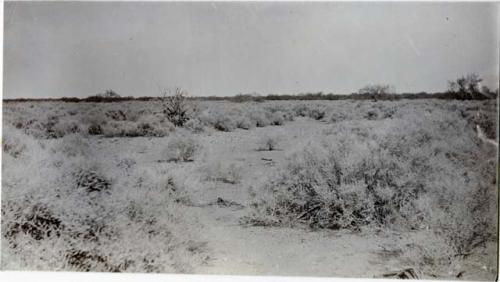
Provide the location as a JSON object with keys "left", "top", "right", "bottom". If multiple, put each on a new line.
{"left": 184, "top": 203, "right": 402, "bottom": 277}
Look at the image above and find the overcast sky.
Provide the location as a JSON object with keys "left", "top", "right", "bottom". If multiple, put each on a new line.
{"left": 3, "top": 1, "right": 499, "bottom": 98}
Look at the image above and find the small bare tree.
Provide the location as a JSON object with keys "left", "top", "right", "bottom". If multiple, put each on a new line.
{"left": 358, "top": 84, "right": 395, "bottom": 101}
{"left": 161, "top": 87, "right": 190, "bottom": 127}
{"left": 102, "top": 89, "right": 120, "bottom": 98}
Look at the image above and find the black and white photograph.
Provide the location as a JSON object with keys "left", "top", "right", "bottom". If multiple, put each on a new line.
{"left": 1, "top": 1, "right": 499, "bottom": 280}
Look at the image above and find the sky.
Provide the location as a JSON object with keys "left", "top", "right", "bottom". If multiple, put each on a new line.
{"left": 3, "top": 1, "right": 499, "bottom": 98}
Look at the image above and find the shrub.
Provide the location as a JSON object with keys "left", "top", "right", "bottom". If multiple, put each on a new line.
{"left": 249, "top": 110, "right": 270, "bottom": 127}
{"left": 257, "top": 135, "right": 280, "bottom": 151}
{"left": 3, "top": 200, "right": 64, "bottom": 242}
{"left": 161, "top": 87, "right": 190, "bottom": 127}
{"left": 293, "top": 104, "right": 310, "bottom": 117}
{"left": 163, "top": 134, "right": 200, "bottom": 162}
{"left": 213, "top": 114, "right": 236, "bottom": 132}
{"left": 254, "top": 141, "right": 411, "bottom": 229}
{"left": 3, "top": 127, "right": 29, "bottom": 158}
{"left": 328, "top": 112, "right": 347, "bottom": 123}
{"left": 82, "top": 110, "right": 108, "bottom": 136}
{"left": 196, "top": 109, "right": 214, "bottom": 126}
{"left": 11, "top": 115, "right": 65, "bottom": 139}
{"left": 74, "top": 169, "right": 112, "bottom": 194}
{"left": 438, "top": 183, "right": 497, "bottom": 256}
{"left": 202, "top": 162, "right": 242, "bottom": 184}
{"left": 105, "top": 110, "right": 127, "bottom": 121}
{"left": 64, "top": 248, "right": 122, "bottom": 272}
{"left": 52, "top": 120, "right": 82, "bottom": 137}
{"left": 235, "top": 115, "right": 254, "bottom": 130}
{"left": 358, "top": 84, "right": 396, "bottom": 101}
{"left": 251, "top": 108, "right": 495, "bottom": 235}
{"left": 100, "top": 119, "right": 173, "bottom": 138}
{"left": 1, "top": 126, "right": 209, "bottom": 272}
{"left": 136, "top": 121, "right": 168, "bottom": 137}
{"left": 101, "top": 121, "right": 138, "bottom": 137}
{"left": 184, "top": 119, "right": 205, "bottom": 133}
{"left": 269, "top": 111, "right": 286, "bottom": 125}
{"left": 308, "top": 108, "right": 326, "bottom": 120}
{"left": 87, "top": 124, "right": 102, "bottom": 135}
{"left": 364, "top": 109, "right": 379, "bottom": 120}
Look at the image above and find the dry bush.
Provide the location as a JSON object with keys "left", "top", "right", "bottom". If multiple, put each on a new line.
{"left": 249, "top": 109, "right": 271, "bottom": 127}
{"left": 188, "top": 102, "right": 290, "bottom": 131}
{"left": 253, "top": 140, "right": 415, "bottom": 229}
{"left": 3, "top": 127, "right": 29, "bottom": 158}
{"left": 163, "top": 134, "right": 200, "bottom": 162}
{"left": 264, "top": 104, "right": 295, "bottom": 122}
{"left": 51, "top": 120, "right": 83, "bottom": 137}
{"left": 235, "top": 115, "right": 254, "bottom": 130}
{"left": 101, "top": 119, "right": 173, "bottom": 138}
{"left": 101, "top": 121, "right": 137, "bottom": 137}
{"left": 16, "top": 116, "right": 61, "bottom": 139}
{"left": 364, "top": 109, "right": 380, "bottom": 120}
{"left": 161, "top": 87, "right": 191, "bottom": 127}
{"left": 328, "top": 111, "right": 347, "bottom": 123}
{"left": 184, "top": 118, "right": 205, "bottom": 133}
{"left": 3, "top": 200, "right": 64, "bottom": 242}
{"left": 437, "top": 183, "right": 497, "bottom": 256}
{"left": 74, "top": 168, "right": 112, "bottom": 194}
{"left": 87, "top": 124, "right": 103, "bottom": 135}
{"left": 3, "top": 100, "right": 303, "bottom": 140}
{"left": 293, "top": 104, "right": 310, "bottom": 117}
{"left": 83, "top": 109, "right": 108, "bottom": 135}
{"left": 64, "top": 248, "right": 125, "bottom": 272}
{"left": 134, "top": 120, "right": 165, "bottom": 137}
{"left": 14, "top": 114, "right": 83, "bottom": 139}
{"left": 202, "top": 162, "right": 243, "bottom": 184}
{"left": 290, "top": 103, "right": 327, "bottom": 120}
{"left": 269, "top": 111, "right": 286, "bottom": 125}
{"left": 249, "top": 106, "right": 497, "bottom": 262}
{"left": 257, "top": 135, "right": 280, "bottom": 151}
{"left": 196, "top": 109, "right": 215, "bottom": 126}
{"left": 308, "top": 107, "right": 326, "bottom": 120}
{"left": 2, "top": 128, "right": 209, "bottom": 272}
{"left": 197, "top": 108, "right": 237, "bottom": 132}
{"left": 105, "top": 109, "right": 127, "bottom": 121}
{"left": 213, "top": 114, "right": 237, "bottom": 132}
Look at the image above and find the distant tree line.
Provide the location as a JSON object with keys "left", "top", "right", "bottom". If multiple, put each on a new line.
{"left": 4, "top": 74, "right": 497, "bottom": 103}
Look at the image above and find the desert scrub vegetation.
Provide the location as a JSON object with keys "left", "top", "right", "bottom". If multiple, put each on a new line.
{"left": 1, "top": 127, "right": 209, "bottom": 272}
{"left": 162, "top": 133, "right": 200, "bottom": 162}
{"left": 2, "top": 100, "right": 361, "bottom": 139}
{"left": 4, "top": 101, "right": 177, "bottom": 138}
{"left": 257, "top": 135, "right": 281, "bottom": 151}
{"left": 201, "top": 162, "right": 243, "bottom": 184}
{"left": 2, "top": 98, "right": 497, "bottom": 276}
{"left": 161, "top": 87, "right": 191, "bottom": 127}
{"left": 247, "top": 104, "right": 497, "bottom": 262}
{"left": 184, "top": 118, "right": 206, "bottom": 133}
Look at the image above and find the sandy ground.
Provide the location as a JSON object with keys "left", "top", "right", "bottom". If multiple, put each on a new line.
{"left": 86, "top": 118, "right": 497, "bottom": 279}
